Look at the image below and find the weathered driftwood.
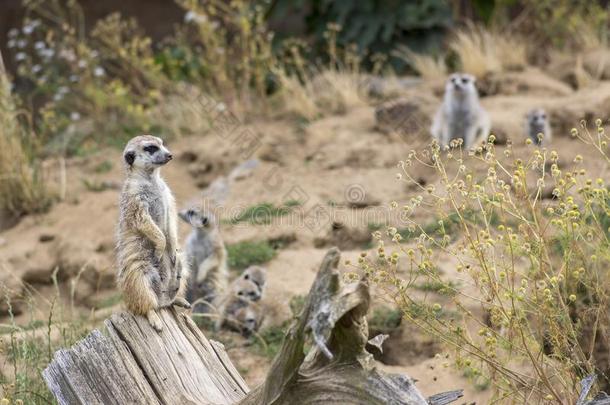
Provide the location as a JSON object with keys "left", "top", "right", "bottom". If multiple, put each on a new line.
{"left": 43, "top": 248, "right": 463, "bottom": 404}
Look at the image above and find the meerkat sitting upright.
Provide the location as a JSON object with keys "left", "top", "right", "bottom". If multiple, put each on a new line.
{"left": 431, "top": 73, "right": 491, "bottom": 149}
{"left": 116, "top": 135, "right": 190, "bottom": 332}
{"left": 525, "top": 108, "right": 552, "bottom": 145}
{"left": 179, "top": 206, "right": 228, "bottom": 313}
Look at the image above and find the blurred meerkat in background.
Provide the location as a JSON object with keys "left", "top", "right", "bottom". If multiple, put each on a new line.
{"left": 179, "top": 206, "right": 228, "bottom": 314}
{"left": 431, "top": 73, "right": 491, "bottom": 149}
{"left": 525, "top": 108, "right": 552, "bottom": 145}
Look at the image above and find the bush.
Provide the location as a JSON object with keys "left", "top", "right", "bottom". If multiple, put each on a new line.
{"left": 354, "top": 126, "right": 610, "bottom": 401}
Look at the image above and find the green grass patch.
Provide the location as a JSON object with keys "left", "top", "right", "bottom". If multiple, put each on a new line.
{"left": 227, "top": 240, "right": 277, "bottom": 270}
{"left": 93, "top": 160, "right": 113, "bottom": 173}
{"left": 398, "top": 209, "right": 500, "bottom": 243}
{"left": 368, "top": 306, "right": 403, "bottom": 335}
{"left": 92, "top": 293, "right": 123, "bottom": 309}
{"left": 228, "top": 201, "right": 300, "bottom": 225}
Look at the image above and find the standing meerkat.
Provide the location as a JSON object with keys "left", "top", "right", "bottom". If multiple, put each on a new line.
{"left": 116, "top": 135, "right": 190, "bottom": 332}
{"left": 525, "top": 108, "right": 552, "bottom": 145}
{"left": 179, "top": 206, "right": 229, "bottom": 313}
{"left": 431, "top": 73, "right": 491, "bottom": 149}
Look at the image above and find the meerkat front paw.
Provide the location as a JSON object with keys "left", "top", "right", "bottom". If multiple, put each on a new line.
{"left": 172, "top": 297, "right": 191, "bottom": 309}
{"left": 147, "top": 310, "right": 163, "bottom": 332}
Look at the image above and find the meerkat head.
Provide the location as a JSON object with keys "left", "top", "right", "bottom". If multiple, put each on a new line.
{"left": 527, "top": 108, "right": 548, "bottom": 127}
{"left": 445, "top": 73, "right": 477, "bottom": 99}
{"left": 232, "top": 278, "right": 262, "bottom": 302}
{"left": 241, "top": 266, "right": 266, "bottom": 293}
{"left": 179, "top": 206, "right": 217, "bottom": 229}
{"left": 231, "top": 305, "right": 263, "bottom": 336}
{"left": 526, "top": 108, "right": 549, "bottom": 144}
{"left": 123, "top": 135, "right": 173, "bottom": 172}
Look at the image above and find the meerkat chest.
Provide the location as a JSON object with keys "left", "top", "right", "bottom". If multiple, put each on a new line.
{"left": 143, "top": 182, "right": 170, "bottom": 230}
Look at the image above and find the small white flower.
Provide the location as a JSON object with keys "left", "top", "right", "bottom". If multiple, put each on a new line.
{"left": 78, "top": 60, "right": 87, "bottom": 69}
{"left": 59, "top": 49, "right": 76, "bottom": 62}
{"left": 69, "top": 74, "right": 79, "bottom": 82}
{"left": 70, "top": 112, "right": 81, "bottom": 121}
{"left": 30, "top": 20, "right": 41, "bottom": 29}
{"left": 53, "top": 93, "right": 63, "bottom": 101}
{"left": 93, "top": 66, "right": 105, "bottom": 77}
{"left": 216, "top": 102, "right": 226, "bottom": 112}
{"left": 90, "top": 50, "right": 99, "bottom": 58}
{"left": 34, "top": 41, "right": 46, "bottom": 51}
{"left": 31, "top": 64, "right": 42, "bottom": 73}
{"left": 23, "top": 24, "right": 34, "bottom": 35}
{"left": 7, "top": 39, "right": 16, "bottom": 48}
{"left": 17, "top": 39, "right": 27, "bottom": 48}
{"left": 41, "top": 48, "right": 55, "bottom": 59}
{"left": 58, "top": 86, "right": 69, "bottom": 94}
{"left": 15, "top": 52, "right": 26, "bottom": 61}
{"left": 184, "top": 11, "right": 196, "bottom": 22}
{"left": 8, "top": 28, "right": 18, "bottom": 38}
{"left": 184, "top": 11, "right": 207, "bottom": 24}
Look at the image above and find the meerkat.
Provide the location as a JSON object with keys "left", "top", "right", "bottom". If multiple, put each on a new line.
{"left": 179, "top": 206, "right": 229, "bottom": 313}
{"left": 525, "top": 108, "right": 552, "bottom": 145}
{"left": 116, "top": 135, "right": 190, "bottom": 332}
{"left": 225, "top": 302, "right": 265, "bottom": 336}
{"left": 431, "top": 73, "right": 491, "bottom": 149}
{"left": 215, "top": 277, "right": 263, "bottom": 332}
{"left": 240, "top": 265, "right": 266, "bottom": 296}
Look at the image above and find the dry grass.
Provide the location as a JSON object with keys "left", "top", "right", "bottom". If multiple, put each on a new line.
{"left": 450, "top": 25, "right": 527, "bottom": 77}
{"left": 394, "top": 46, "right": 447, "bottom": 81}
{"left": 273, "top": 69, "right": 366, "bottom": 121}
{"left": 0, "top": 57, "right": 49, "bottom": 219}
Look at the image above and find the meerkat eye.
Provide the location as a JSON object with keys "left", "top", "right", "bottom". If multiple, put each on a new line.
{"left": 461, "top": 77, "right": 469, "bottom": 84}
{"left": 201, "top": 216, "right": 209, "bottom": 225}
{"left": 244, "top": 274, "right": 250, "bottom": 280}
{"left": 238, "top": 291, "right": 244, "bottom": 296}
{"left": 541, "top": 114, "right": 546, "bottom": 119}
{"left": 143, "top": 145, "right": 159, "bottom": 154}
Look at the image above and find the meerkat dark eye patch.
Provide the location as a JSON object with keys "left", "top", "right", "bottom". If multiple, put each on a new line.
{"left": 124, "top": 151, "right": 136, "bottom": 166}
{"left": 461, "top": 77, "right": 469, "bottom": 84}
{"left": 143, "top": 145, "right": 159, "bottom": 154}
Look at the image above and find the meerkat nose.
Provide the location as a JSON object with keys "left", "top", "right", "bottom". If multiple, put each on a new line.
{"left": 167, "top": 153, "right": 173, "bottom": 160}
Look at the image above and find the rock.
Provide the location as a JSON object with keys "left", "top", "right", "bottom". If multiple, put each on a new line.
{"left": 39, "top": 234, "right": 56, "bottom": 243}
{"left": 313, "top": 221, "right": 371, "bottom": 250}
{"left": 375, "top": 97, "right": 433, "bottom": 142}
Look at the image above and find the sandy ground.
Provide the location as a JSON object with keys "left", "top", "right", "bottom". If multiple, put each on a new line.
{"left": 2, "top": 68, "right": 610, "bottom": 402}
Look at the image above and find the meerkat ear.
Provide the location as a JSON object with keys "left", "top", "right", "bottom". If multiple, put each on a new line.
{"left": 124, "top": 151, "right": 136, "bottom": 166}
{"left": 178, "top": 209, "right": 190, "bottom": 223}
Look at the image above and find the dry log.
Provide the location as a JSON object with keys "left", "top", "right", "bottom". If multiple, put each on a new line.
{"left": 43, "top": 248, "right": 463, "bottom": 405}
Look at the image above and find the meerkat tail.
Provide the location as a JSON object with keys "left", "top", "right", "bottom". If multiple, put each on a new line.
{"left": 118, "top": 264, "right": 159, "bottom": 316}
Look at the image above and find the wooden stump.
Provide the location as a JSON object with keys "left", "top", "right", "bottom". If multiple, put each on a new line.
{"left": 43, "top": 248, "right": 463, "bottom": 405}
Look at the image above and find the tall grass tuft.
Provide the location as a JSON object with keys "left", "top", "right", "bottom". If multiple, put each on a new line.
{"left": 0, "top": 53, "right": 49, "bottom": 219}
{"left": 449, "top": 25, "right": 527, "bottom": 77}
